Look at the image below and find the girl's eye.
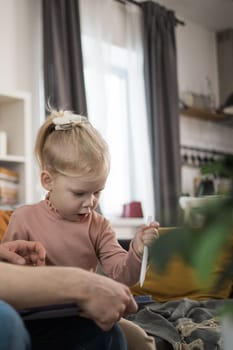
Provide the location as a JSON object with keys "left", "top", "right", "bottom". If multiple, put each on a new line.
{"left": 73, "top": 192, "right": 84, "bottom": 197}
{"left": 72, "top": 190, "right": 102, "bottom": 197}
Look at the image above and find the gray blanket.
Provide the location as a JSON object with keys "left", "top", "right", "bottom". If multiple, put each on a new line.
{"left": 125, "top": 298, "right": 233, "bottom": 349}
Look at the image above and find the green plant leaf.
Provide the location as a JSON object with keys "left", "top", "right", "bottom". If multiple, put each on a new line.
{"left": 201, "top": 155, "right": 233, "bottom": 179}
{"left": 192, "top": 210, "right": 233, "bottom": 283}
{"left": 151, "top": 196, "right": 233, "bottom": 286}
{"left": 151, "top": 155, "right": 233, "bottom": 287}
{"left": 214, "top": 246, "right": 233, "bottom": 288}
{"left": 151, "top": 226, "right": 199, "bottom": 272}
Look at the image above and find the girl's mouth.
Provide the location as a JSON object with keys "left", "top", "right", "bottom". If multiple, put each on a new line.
{"left": 76, "top": 213, "right": 89, "bottom": 221}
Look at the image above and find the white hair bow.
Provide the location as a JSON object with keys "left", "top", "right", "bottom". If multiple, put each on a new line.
{"left": 53, "top": 111, "right": 87, "bottom": 130}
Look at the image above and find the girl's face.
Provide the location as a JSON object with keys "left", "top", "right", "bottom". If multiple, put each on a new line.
{"left": 41, "top": 171, "right": 106, "bottom": 221}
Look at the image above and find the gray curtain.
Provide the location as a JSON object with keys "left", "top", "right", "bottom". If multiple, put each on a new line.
{"left": 43, "top": 0, "right": 87, "bottom": 115}
{"left": 142, "top": 1, "right": 181, "bottom": 226}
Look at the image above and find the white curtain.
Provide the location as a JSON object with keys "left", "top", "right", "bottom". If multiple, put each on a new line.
{"left": 79, "top": 0, "right": 154, "bottom": 218}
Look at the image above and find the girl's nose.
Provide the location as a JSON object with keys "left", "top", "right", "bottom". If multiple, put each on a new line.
{"left": 83, "top": 194, "right": 94, "bottom": 207}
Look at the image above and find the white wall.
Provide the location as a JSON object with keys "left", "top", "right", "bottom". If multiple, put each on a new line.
{"left": 0, "top": 0, "right": 30, "bottom": 90}
{"left": 0, "top": 0, "right": 40, "bottom": 94}
{"left": 177, "top": 21, "right": 219, "bottom": 106}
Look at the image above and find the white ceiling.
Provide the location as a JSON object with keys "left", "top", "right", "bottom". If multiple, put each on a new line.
{"left": 145, "top": 0, "right": 233, "bottom": 32}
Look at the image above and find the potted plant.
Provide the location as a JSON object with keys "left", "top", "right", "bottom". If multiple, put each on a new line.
{"left": 151, "top": 155, "right": 233, "bottom": 349}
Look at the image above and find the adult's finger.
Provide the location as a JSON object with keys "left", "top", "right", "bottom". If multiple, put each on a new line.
{"left": 124, "top": 294, "right": 138, "bottom": 315}
{"left": 34, "top": 243, "right": 46, "bottom": 265}
{"left": 19, "top": 241, "right": 46, "bottom": 265}
{"left": 28, "top": 241, "right": 46, "bottom": 262}
{"left": 0, "top": 247, "right": 25, "bottom": 265}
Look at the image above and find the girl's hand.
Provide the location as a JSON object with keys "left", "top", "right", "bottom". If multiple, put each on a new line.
{"left": 132, "top": 221, "right": 160, "bottom": 257}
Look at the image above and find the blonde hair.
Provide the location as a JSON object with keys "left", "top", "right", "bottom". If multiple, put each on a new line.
{"left": 34, "top": 110, "right": 110, "bottom": 180}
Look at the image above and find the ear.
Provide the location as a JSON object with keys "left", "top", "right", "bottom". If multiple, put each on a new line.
{"left": 41, "top": 170, "right": 54, "bottom": 191}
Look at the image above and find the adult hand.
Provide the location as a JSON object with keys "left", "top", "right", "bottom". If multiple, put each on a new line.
{"left": 78, "top": 272, "right": 138, "bottom": 331}
{"left": 0, "top": 240, "right": 46, "bottom": 266}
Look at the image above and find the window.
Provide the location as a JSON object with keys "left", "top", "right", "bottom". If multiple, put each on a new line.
{"left": 80, "top": 0, "right": 154, "bottom": 218}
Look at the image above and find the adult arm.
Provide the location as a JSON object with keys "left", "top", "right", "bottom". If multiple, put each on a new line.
{"left": 0, "top": 262, "right": 137, "bottom": 331}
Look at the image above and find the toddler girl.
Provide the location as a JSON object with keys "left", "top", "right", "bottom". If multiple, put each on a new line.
{"left": 3, "top": 110, "right": 159, "bottom": 286}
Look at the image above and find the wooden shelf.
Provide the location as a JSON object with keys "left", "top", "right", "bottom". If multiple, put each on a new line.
{"left": 0, "top": 155, "right": 26, "bottom": 163}
{"left": 180, "top": 107, "right": 227, "bottom": 121}
{"left": 180, "top": 107, "right": 228, "bottom": 122}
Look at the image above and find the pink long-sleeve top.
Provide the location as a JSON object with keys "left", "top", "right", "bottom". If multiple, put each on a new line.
{"left": 3, "top": 200, "right": 142, "bottom": 286}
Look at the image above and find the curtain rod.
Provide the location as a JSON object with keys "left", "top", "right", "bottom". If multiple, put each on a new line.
{"left": 115, "top": 0, "right": 185, "bottom": 26}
